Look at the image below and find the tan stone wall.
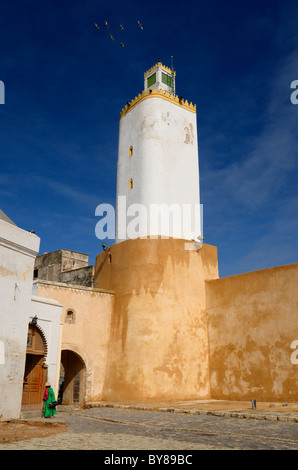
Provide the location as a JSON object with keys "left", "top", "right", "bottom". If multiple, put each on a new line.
{"left": 35, "top": 243, "right": 298, "bottom": 405}
{"left": 95, "top": 238, "right": 219, "bottom": 402}
{"left": 35, "top": 281, "right": 114, "bottom": 402}
{"left": 206, "top": 263, "right": 298, "bottom": 402}
{"left": 35, "top": 250, "right": 89, "bottom": 283}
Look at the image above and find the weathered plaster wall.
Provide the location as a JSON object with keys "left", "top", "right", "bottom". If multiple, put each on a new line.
{"left": 0, "top": 218, "right": 40, "bottom": 419}
{"left": 34, "top": 250, "right": 89, "bottom": 282}
{"left": 61, "top": 265, "right": 94, "bottom": 287}
{"left": 116, "top": 95, "right": 201, "bottom": 242}
{"left": 35, "top": 281, "right": 114, "bottom": 402}
{"left": 206, "top": 263, "right": 298, "bottom": 401}
{"left": 95, "top": 238, "right": 219, "bottom": 402}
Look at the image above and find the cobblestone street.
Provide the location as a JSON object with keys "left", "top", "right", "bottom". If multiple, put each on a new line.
{"left": 1, "top": 404, "right": 298, "bottom": 450}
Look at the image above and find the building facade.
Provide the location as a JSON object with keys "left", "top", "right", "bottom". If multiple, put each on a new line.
{"left": 1, "top": 62, "right": 297, "bottom": 418}
{"left": 95, "top": 239, "right": 298, "bottom": 403}
{"left": 94, "top": 62, "right": 298, "bottom": 403}
{"left": 0, "top": 211, "right": 63, "bottom": 419}
{"left": 33, "top": 63, "right": 298, "bottom": 405}
{"left": 34, "top": 249, "right": 94, "bottom": 287}
{"left": 0, "top": 210, "right": 64, "bottom": 419}
{"left": 0, "top": 211, "right": 40, "bottom": 419}
{"left": 33, "top": 280, "right": 114, "bottom": 405}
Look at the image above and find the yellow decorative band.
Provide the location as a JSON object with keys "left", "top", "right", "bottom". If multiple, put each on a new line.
{"left": 144, "top": 62, "right": 176, "bottom": 78}
{"left": 120, "top": 88, "right": 196, "bottom": 119}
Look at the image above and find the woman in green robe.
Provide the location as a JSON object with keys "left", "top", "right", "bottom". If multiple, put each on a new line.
{"left": 43, "top": 382, "right": 57, "bottom": 418}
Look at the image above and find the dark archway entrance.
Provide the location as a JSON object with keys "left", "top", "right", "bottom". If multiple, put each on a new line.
{"left": 60, "top": 349, "right": 86, "bottom": 405}
{"left": 22, "top": 323, "right": 47, "bottom": 413}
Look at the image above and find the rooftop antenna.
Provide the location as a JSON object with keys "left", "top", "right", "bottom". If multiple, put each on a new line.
{"left": 171, "top": 56, "right": 175, "bottom": 96}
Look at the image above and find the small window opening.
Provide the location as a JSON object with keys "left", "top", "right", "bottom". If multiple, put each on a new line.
{"left": 162, "top": 72, "right": 172, "bottom": 87}
{"left": 33, "top": 269, "right": 38, "bottom": 279}
{"left": 147, "top": 72, "right": 156, "bottom": 88}
{"left": 66, "top": 309, "right": 75, "bottom": 323}
{"left": 129, "top": 178, "right": 133, "bottom": 190}
{"left": 129, "top": 146, "right": 133, "bottom": 157}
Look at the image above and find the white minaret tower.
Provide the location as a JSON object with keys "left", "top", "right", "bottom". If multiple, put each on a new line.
{"left": 116, "top": 60, "right": 202, "bottom": 243}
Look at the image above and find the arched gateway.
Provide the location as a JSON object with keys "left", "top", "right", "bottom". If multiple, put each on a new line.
{"left": 60, "top": 347, "right": 86, "bottom": 405}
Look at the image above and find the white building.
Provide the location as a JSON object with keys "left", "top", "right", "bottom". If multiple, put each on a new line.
{"left": 0, "top": 210, "right": 62, "bottom": 419}
{"left": 116, "top": 61, "right": 202, "bottom": 243}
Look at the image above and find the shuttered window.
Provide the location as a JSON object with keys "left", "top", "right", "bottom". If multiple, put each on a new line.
{"left": 162, "top": 72, "right": 171, "bottom": 87}
{"left": 147, "top": 73, "right": 156, "bottom": 88}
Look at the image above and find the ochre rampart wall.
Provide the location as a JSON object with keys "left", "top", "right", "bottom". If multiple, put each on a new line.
{"left": 95, "top": 238, "right": 218, "bottom": 402}
{"left": 206, "top": 263, "right": 298, "bottom": 401}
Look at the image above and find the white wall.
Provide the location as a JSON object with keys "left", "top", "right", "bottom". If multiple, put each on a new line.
{"left": 116, "top": 95, "right": 201, "bottom": 242}
{"left": 0, "top": 217, "right": 40, "bottom": 419}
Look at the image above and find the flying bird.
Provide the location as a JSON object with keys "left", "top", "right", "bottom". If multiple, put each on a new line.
{"left": 93, "top": 19, "right": 144, "bottom": 48}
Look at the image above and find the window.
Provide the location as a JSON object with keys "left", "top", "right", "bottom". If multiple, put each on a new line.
{"left": 147, "top": 73, "right": 156, "bottom": 88}
{"left": 129, "top": 178, "right": 133, "bottom": 190}
{"left": 66, "top": 309, "right": 75, "bottom": 324}
{"left": 129, "top": 146, "right": 133, "bottom": 157}
{"left": 162, "top": 72, "right": 172, "bottom": 87}
{"left": 33, "top": 269, "right": 38, "bottom": 279}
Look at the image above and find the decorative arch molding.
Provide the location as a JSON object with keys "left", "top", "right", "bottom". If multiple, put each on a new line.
{"left": 27, "top": 321, "right": 48, "bottom": 366}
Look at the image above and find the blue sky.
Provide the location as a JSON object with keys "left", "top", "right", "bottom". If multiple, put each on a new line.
{"left": 0, "top": 0, "right": 297, "bottom": 277}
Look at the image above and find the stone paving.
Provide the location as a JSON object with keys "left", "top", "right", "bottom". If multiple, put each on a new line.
{"left": 1, "top": 400, "right": 298, "bottom": 450}
{"left": 85, "top": 399, "right": 298, "bottom": 422}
